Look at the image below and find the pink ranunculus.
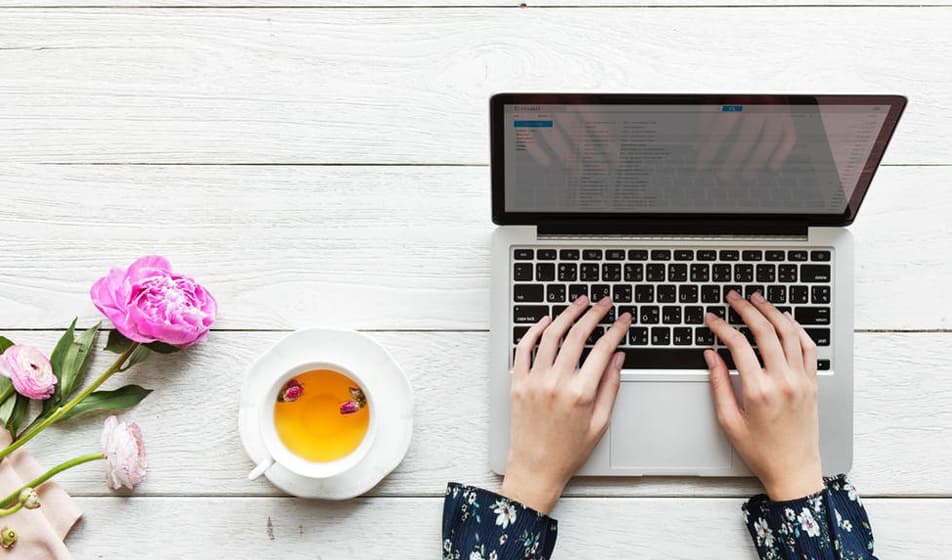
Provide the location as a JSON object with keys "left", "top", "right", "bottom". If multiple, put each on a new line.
{"left": 0, "top": 345, "right": 56, "bottom": 400}
{"left": 101, "top": 415, "right": 147, "bottom": 490}
{"left": 90, "top": 256, "right": 217, "bottom": 348}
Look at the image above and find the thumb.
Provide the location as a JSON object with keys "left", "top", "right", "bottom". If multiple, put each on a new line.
{"left": 590, "top": 352, "right": 624, "bottom": 436}
{"left": 705, "top": 349, "right": 744, "bottom": 437}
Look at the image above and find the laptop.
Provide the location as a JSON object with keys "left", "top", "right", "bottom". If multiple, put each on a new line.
{"left": 489, "top": 93, "right": 906, "bottom": 476}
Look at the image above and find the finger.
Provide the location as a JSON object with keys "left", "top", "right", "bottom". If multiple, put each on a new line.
{"left": 725, "top": 290, "right": 786, "bottom": 372}
{"left": 534, "top": 295, "right": 589, "bottom": 369}
{"left": 513, "top": 315, "right": 551, "bottom": 378}
{"left": 768, "top": 112, "right": 797, "bottom": 171}
{"left": 749, "top": 291, "right": 804, "bottom": 372}
{"left": 704, "top": 349, "right": 745, "bottom": 438}
{"left": 577, "top": 311, "right": 632, "bottom": 394}
{"left": 696, "top": 112, "right": 740, "bottom": 170}
{"left": 704, "top": 311, "right": 762, "bottom": 387}
{"left": 590, "top": 352, "right": 624, "bottom": 437}
{"left": 788, "top": 312, "right": 818, "bottom": 378}
{"left": 556, "top": 296, "right": 614, "bottom": 372}
{"left": 719, "top": 114, "right": 765, "bottom": 182}
{"left": 741, "top": 114, "right": 782, "bottom": 179}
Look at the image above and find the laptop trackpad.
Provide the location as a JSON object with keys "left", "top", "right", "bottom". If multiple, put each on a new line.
{"left": 610, "top": 381, "right": 731, "bottom": 471}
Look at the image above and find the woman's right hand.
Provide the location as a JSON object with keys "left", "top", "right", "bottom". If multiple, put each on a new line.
{"left": 704, "top": 290, "right": 825, "bottom": 501}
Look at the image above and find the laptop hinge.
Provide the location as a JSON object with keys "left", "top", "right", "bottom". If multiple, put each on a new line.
{"left": 536, "top": 219, "right": 809, "bottom": 238}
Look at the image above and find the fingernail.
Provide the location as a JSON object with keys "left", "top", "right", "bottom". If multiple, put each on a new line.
{"left": 574, "top": 294, "right": 588, "bottom": 306}
{"left": 783, "top": 311, "right": 798, "bottom": 325}
{"left": 619, "top": 312, "right": 632, "bottom": 323}
{"left": 599, "top": 296, "right": 612, "bottom": 305}
{"left": 539, "top": 315, "right": 551, "bottom": 326}
{"left": 704, "top": 312, "right": 718, "bottom": 324}
{"left": 703, "top": 349, "right": 717, "bottom": 368}
{"left": 750, "top": 291, "right": 765, "bottom": 304}
{"left": 726, "top": 290, "right": 740, "bottom": 301}
{"left": 612, "top": 353, "right": 625, "bottom": 370}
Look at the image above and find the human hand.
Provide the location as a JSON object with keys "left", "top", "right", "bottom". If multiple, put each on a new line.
{"left": 704, "top": 290, "right": 823, "bottom": 501}
{"left": 501, "top": 295, "right": 632, "bottom": 514}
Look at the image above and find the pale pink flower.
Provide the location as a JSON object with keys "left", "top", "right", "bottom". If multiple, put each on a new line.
{"left": 90, "top": 256, "right": 217, "bottom": 349}
{"left": 0, "top": 345, "right": 56, "bottom": 400}
{"left": 101, "top": 416, "right": 147, "bottom": 490}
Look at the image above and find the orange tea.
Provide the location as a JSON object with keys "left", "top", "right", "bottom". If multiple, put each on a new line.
{"left": 273, "top": 369, "right": 370, "bottom": 462}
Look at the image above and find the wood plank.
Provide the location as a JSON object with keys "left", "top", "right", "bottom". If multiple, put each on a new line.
{"left": 64, "top": 496, "right": 951, "bottom": 558}
{"left": 0, "top": 164, "right": 949, "bottom": 330}
{"left": 7, "top": 330, "right": 950, "bottom": 498}
{"left": 3, "top": 1, "right": 950, "bottom": 7}
{"left": 1, "top": 7, "right": 949, "bottom": 164}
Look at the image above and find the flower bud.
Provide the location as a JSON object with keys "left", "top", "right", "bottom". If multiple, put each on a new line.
{"left": 278, "top": 379, "right": 302, "bottom": 403}
{"left": 0, "top": 527, "right": 16, "bottom": 549}
{"left": 339, "top": 400, "right": 360, "bottom": 415}
{"left": 18, "top": 488, "right": 39, "bottom": 510}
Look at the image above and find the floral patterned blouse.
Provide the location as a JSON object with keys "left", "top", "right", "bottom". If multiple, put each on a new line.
{"left": 443, "top": 475, "right": 875, "bottom": 559}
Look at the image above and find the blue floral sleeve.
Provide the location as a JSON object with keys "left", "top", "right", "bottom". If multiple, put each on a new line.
{"left": 442, "top": 483, "right": 558, "bottom": 560}
{"left": 743, "top": 474, "right": 876, "bottom": 559}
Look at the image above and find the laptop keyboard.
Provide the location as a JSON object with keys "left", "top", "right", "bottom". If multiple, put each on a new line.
{"left": 511, "top": 247, "right": 833, "bottom": 371}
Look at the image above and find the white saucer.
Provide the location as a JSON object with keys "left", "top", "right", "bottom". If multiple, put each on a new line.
{"left": 238, "top": 328, "right": 413, "bottom": 499}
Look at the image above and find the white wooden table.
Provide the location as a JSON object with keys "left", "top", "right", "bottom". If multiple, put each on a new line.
{"left": 2, "top": 2, "right": 951, "bottom": 557}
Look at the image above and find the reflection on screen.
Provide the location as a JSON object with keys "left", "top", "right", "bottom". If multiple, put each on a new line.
{"left": 503, "top": 103, "right": 889, "bottom": 214}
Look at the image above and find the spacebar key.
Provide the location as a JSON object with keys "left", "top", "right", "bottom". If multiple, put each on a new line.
{"left": 620, "top": 349, "right": 709, "bottom": 370}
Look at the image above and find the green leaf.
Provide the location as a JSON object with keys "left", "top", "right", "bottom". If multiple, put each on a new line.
{"left": 145, "top": 341, "right": 180, "bottom": 354}
{"left": 104, "top": 330, "right": 134, "bottom": 354}
{"left": 0, "top": 378, "right": 15, "bottom": 427}
{"left": 7, "top": 395, "right": 28, "bottom": 434}
{"left": 119, "top": 345, "right": 152, "bottom": 372}
{"left": 59, "top": 322, "right": 100, "bottom": 399}
{"left": 58, "top": 385, "right": 153, "bottom": 423}
{"left": 0, "top": 337, "right": 14, "bottom": 353}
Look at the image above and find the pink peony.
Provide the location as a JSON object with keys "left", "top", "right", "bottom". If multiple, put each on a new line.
{"left": 101, "top": 415, "right": 147, "bottom": 490}
{"left": 0, "top": 345, "right": 56, "bottom": 400}
{"left": 90, "top": 256, "right": 217, "bottom": 348}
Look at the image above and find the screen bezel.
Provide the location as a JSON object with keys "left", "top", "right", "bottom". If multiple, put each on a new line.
{"left": 490, "top": 93, "right": 906, "bottom": 227}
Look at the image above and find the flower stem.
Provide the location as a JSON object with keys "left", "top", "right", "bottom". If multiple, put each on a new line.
{"left": 0, "top": 452, "right": 103, "bottom": 509}
{"left": 0, "top": 502, "right": 23, "bottom": 518}
{"left": 0, "top": 385, "right": 13, "bottom": 406}
{"left": 0, "top": 343, "right": 138, "bottom": 462}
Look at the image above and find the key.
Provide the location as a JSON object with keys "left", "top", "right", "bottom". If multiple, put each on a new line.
{"left": 713, "top": 264, "right": 732, "bottom": 282}
{"left": 684, "top": 306, "right": 704, "bottom": 325}
{"left": 657, "top": 285, "right": 677, "bottom": 303}
{"left": 673, "top": 327, "right": 693, "bottom": 345}
{"left": 788, "top": 250, "right": 808, "bottom": 262}
{"left": 742, "top": 250, "right": 763, "bottom": 261}
{"left": 559, "top": 249, "right": 579, "bottom": 260}
{"left": 586, "top": 326, "right": 606, "bottom": 345}
{"left": 729, "top": 308, "right": 743, "bottom": 325}
{"left": 767, "top": 285, "right": 787, "bottom": 304}
{"left": 640, "top": 306, "right": 660, "bottom": 324}
{"left": 618, "top": 305, "right": 638, "bottom": 321}
{"left": 778, "top": 264, "right": 798, "bottom": 283}
{"left": 745, "top": 285, "right": 765, "bottom": 299}
{"left": 697, "top": 250, "right": 717, "bottom": 261}
{"left": 734, "top": 264, "right": 754, "bottom": 282}
{"left": 553, "top": 305, "right": 568, "bottom": 316}
{"left": 598, "top": 306, "right": 617, "bottom": 325}
{"left": 513, "top": 305, "right": 549, "bottom": 323}
{"left": 618, "top": 348, "right": 709, "bottom": 369}
{"left": 558, "top": 263, "right": 577, "bottom": 282}
{"left": 646, "top": 264, "right": 666, "bottom": 282}
{"left": 569, "top": 284, "right": 588, "bottom": 302}
{"left": 668, "top": 263, "right": 688, "bottom": 282}
{"left": 514, "top": 284, "right": 544, "bottom": 302}
{"left": 606, "top": 249, "right": 626, "bottom": 261}
{"left": 817, "top": 359, "right": 831, "bottom": 371}
{"left": 536, "top": 263, "right": 555, "bottom": 281}
{"left": 591, "top": 284, "right": 611, "bottom": 302}
{"left": 674, "top": 250, "right": 694, "bottom": 261}
{"left": 738, "top": 327, "right": 756, "bottom": 346}
{"left": 583, "top": 249, "right": 603, "bottom": 261}
{"left": 679, "top": 285, "right": 699, "bottom": 303}
{"left": 719, "top": 250, "right": 739, "bottom": 261}
{"left": 706, "top": 306, "right": 726, "bottom": 320}
{"left": 651, "top": 250, "right": 672, "bottom": 261}
{"left": 602, "top": 263, "right": 622, "bottom": 281}
{"left": 701, "top": 285, "right": 721, "bottom": 303}
{"left": 513, "top": 326, "right": 530, "bottom": 344}
{"left": 651, "top": 327, "right": 671, "bottom": 345}
{"left": 629, "top": 327, "right": 649, "bottom": 346}
{"left": 812, "top": 285, "right": 831, "bottom": 304}
{"left": 628, "top": 249, "right": 648, "bottom": 261}
{"left": 580, "top": 263, "right": 600, "bottom": 281}
{"left": 695, "top": 327, "right": 714, "bottom": 345}
{"left": 723, "top": 284, "right": 743, "bottom": 300}
{"left": 624, "top": 263, "right": 644, "bottom": 282}
{"left": 811, "top": 250, "right": 832, "bottom": 262}
{"left": 795, "top": 307, "right": 831, "bottom": 325}
{"left": 514, "top": 263, "right": 533, "bottom": 281}
{"left": 789, "top": 285, "right": 809, "bottom": 304}
{"left": 613, "top": 284, "right": 633, "bottom": 303}
{"left": 690, "top": 263, "right": 710, "bottom": 282}
{"left": 801, "top": 265, "right": 831, "bottom": 282}
{"left": 765, "top": 250, "right": 785, "bottom": 262}
{"left": 514, "top": 249, "right": 533, "bottom": 260}
{"left": 805, "top": 328, "right": 831, "bottom": 346}
{"left": 661, "top": 306, "right": 682, "bottom": 324}
{"left": 756, "top": 264, "right": 776, "bottom": 283}
{"left": 546, "top": 284, "right": 566, "bottom": 303}
{"left": 635, "top": 285, "right": 655, "bottom": 303}
{"left": 537, "top": 249, "right": 556, "bottom": 260}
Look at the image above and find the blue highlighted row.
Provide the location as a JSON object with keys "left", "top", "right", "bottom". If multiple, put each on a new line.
{"left": 514, "top": 120, "right": 554, "bottom": 128}
{"left": 721, "top": 105, "right": 744, "bottom": 112}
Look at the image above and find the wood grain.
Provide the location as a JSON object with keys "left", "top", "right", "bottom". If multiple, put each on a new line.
{"left": 1, "top": 330, "right": 946, "bottom": 498}
{"left": 1, "top": 164, "right": 949, "bottom": 331}
{"left": 3, "top": 1, "right": 950, "bottom": 7}
{"left": 1, "top": 7, "right": 949, "bottom": 164}
{"left": 62, "top": 496, "right": 951, "bottom": 558}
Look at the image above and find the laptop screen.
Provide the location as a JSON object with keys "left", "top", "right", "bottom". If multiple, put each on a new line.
{"left": 492, "top": 95, "right": 905, "bottom": 224}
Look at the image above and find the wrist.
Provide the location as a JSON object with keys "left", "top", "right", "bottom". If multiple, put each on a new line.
{"left": 500, "top": 469, "right": 564, "bottom": 515}
{"left": 762, "top": 464, "right": 825, "bottom": 502}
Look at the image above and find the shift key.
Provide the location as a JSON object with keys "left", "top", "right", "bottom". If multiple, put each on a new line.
{"left": 513, "top": 305, "right": 549, "bottom": 323}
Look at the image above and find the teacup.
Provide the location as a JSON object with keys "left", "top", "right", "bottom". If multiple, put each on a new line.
{"left": 247, "top": 361, "right": 377, "bottom": 481}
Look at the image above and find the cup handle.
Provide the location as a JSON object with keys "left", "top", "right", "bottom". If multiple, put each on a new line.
{"left": 248, "top": 456, "right": 275, "bottom": 481}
